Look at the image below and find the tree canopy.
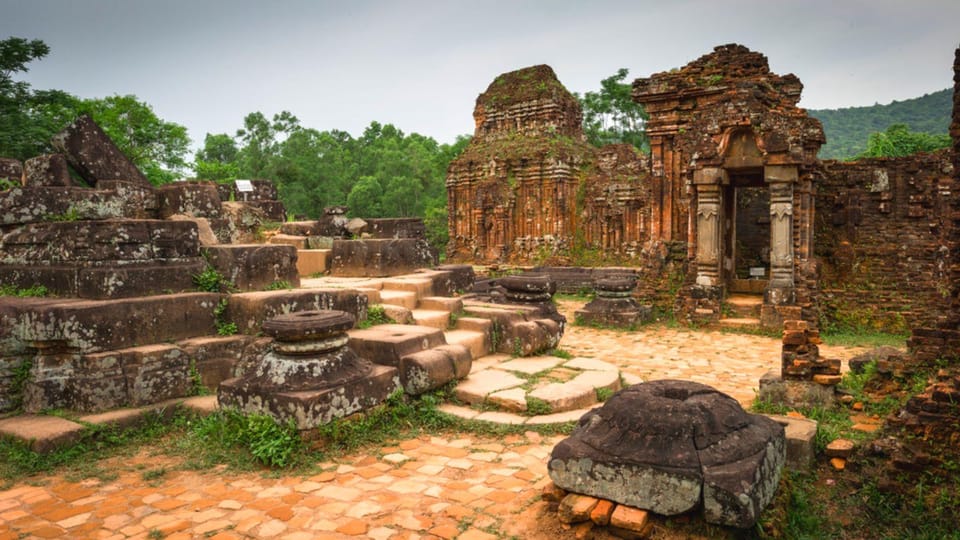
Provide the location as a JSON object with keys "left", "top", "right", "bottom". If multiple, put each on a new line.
{"left": 576, "top": 68, "right": 649, "bottom": 152}
{"left": 859, "top": 123, "right": 951, "bottom": 158}
{"left": 0, "top": 37, "right": 191, "bottom": 185}
{"left": 809, "top": 89, "right": 951, "bottom": 159}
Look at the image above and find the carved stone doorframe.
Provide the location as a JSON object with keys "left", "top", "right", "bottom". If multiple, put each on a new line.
{"left": 764, "top": 165, "right": 798, "bottom": 305}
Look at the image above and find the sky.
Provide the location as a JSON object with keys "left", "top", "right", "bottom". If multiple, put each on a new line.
{"left": 2, "top": 0, "right": 959, "bottom": 150}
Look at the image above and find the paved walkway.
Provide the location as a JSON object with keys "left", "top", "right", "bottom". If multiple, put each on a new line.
{"left": 0, "top": 304, "right": 875, "bottom": 540}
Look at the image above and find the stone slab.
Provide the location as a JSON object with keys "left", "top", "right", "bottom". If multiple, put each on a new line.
{"left": 0, "top": 414, "right": 84, "bottom": 453}
{"left": 492, "top": 356, "right": 564, "bottom": 375}
{"left": 347, "top": 324, "right": 445, "bottom": 367}
{"left": 203, "top": 244, "right": 300, "bottom": 292}
{"left": 296, "top": 249, "right": 331, "bottom": 277}
{"left": 0, "top": 293, "right": 220, "bottom": 353}
{"left": 454, "top": 369, "right": 525, "bottom": 404}
{"left": 227, "top": 289, "right": 368, "bottom": 335}
{"left": 50, "top": 114, "right": 151, "bottom": 186}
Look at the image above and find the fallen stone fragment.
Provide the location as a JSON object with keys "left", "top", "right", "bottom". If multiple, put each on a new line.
{"left": 830, "top": 457, "right": 846, "bottom": 471}
{"left": 51, "top": 114, "right": 151, "bottom": 186}
{"left": 549, "top": 380, "right": 784, "bottom": 528}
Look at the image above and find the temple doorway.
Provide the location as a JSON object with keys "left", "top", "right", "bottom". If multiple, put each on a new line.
{"left": 723, "top": 171, "right": 769, "bottom": 295}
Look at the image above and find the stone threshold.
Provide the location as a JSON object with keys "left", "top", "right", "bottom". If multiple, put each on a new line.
{"left": 0, "top": 395, "right": 217, "bottom": 453}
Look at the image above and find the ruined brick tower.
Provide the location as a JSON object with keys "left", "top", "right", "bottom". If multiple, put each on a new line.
{"left": 445, "top": 65, "right": 596, "bottom": 262}
{"left": 633, "top": 44, "right": 825, "bottom": 326}
{"left": 446, "top": 65, "right": 650, "bottom": 263}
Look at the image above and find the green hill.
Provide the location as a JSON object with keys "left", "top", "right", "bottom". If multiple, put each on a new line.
{"left": 808, "top": 88, "right": 951, "bottom": 159}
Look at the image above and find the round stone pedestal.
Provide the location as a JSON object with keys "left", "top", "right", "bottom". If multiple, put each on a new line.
{"left": 218, "top": 310, "right": 399, "bottom": 429}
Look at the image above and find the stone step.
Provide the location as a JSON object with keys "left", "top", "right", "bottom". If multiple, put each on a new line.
{"left": 444, "top": 329, "right": 491, "bottom": 360}
{"left": 296, "top": 249, "right": 331, "bottom": 277}
{"left": 348, "top": 324, "right": 446, "bottom": 367}
{"left": 381, "top": 277, "right": 434, "bottom": 299}
{"left": 718, "top": 317, "right": 762, "bottom": 330}
{"left": 418, "top": 296, "right": 463, "bottom": 312}
{"left": 411, "top": 309, "right": 451, "bottom": 329}
{"left": 379, "top": 289, "right": 418, "bottom": 310}
{"left": 454, "top": 316, "right": 493, "bottom": 334}
{"left": 0, "top": 396, "right": 217, "bottom": 453}
{"left": 726, "top": 294, "right": 762, "bottom": 318}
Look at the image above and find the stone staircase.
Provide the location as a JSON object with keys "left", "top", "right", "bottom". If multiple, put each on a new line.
{"left": 718, "top": 293, "right": 763, "bottom": 330}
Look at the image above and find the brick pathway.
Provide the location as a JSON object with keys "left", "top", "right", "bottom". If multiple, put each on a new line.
{"left": 0, "top": 306, "right": 873, "bottom": 539}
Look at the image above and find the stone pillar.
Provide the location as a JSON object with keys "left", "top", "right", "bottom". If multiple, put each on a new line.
{"left": 765, "top": 166, "right": 797, "bottom": 305}
{"left": 693, "top": 168, "right": 724, "bottom": 287}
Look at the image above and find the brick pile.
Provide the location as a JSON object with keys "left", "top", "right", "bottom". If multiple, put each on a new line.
{"left": 780, "top": 319, "right": 840, "bottom": 383}
{"left": 544, "top": 484, "right": 653, "bottom": 539}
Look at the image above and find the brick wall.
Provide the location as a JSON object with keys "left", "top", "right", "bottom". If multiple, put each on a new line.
{"left": 816, "top": 152, "right": 955, "bottom": 331}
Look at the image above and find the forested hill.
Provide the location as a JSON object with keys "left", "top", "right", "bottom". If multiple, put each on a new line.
{"left": 808, "top": 88, "right": 951, "bottom": 160}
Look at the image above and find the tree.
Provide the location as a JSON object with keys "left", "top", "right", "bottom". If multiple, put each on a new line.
{"left": 0, "top": 37, "right": 62, "bottom": 160}
{"left": 346, "top": 176, "right": 383, "bottom": 217}
{"left": 235, "top": 110, "right": 301, "bottom": 179}
{"left": 859, "top": 123, "right": 951, "bottom": 158}
{"left": 577, "top": 68, "right": 649, "bottom": 151}
{"left": 194, "top": 133, "right": 240, "bottom": 182}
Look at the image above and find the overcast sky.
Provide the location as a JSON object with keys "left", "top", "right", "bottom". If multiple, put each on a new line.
{"left": 3, "top": 0, "right": 958, "bottom": 149}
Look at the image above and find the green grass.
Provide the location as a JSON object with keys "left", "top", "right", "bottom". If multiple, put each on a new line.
{"left": 820, "top": 330, "right": 907, "bottom": 348}
{"left": 357, "top": 304, "right": 393, "bottom": 329}
{"left": 0, "top": 284, "right": 49, "bottom": 297}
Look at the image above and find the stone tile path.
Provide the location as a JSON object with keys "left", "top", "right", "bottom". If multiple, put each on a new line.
{"left": 0, "top": 302, "right": 875, "bottom": 539}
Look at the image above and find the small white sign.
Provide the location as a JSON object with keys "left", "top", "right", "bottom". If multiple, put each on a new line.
{"left": 235, "top": 179, "right": 254, "bottom": 193}
{"left": 749, "top": 267, "right": 766, "bottom": 278}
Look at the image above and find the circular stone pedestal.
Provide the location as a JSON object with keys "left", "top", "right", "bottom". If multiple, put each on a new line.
{"left": 575, "top": 275, "right": 649, "bottom": 327}
{"left": 218, "top": 310, "right": 400, "bottom": 429}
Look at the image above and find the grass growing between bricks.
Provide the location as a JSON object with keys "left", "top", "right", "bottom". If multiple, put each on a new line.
{"left": 0, "top": 387, "right": 576, "bottom": 486}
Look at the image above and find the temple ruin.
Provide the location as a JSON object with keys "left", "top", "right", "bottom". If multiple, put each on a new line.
{"left": 447, "top": 44, "right": 958, "bottom": 333}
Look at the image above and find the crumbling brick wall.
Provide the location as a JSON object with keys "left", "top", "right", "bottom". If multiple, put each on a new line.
{"left": 446, "top": 65, "right": 652, "bottom": 264}
{"left": 816, "top": 152, "right": 955, "bottom": 332}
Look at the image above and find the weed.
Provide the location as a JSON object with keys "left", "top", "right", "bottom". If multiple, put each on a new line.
{"left": 525, "top": 396, "right": 552, "bottom": 416}
{"left": 192, "top": 266, "right": 233, "bottom": 293}
{"left": 358, "top": 305, "right": 393, "bottom": 329}
{"left": 512, "top": 337, "right": 523, "bottom": 357}
{"left": 148, "top": 529, "right": 165, "bottom": 540}
{"left": 264, "top": 280, "right": 292, "bottom": 291}
{"left": 0, "top": 284, "right": 49, "bottom": 297}
{"left": 546, "top": 348, "right": 573, "bottom": 360}
{"left": 185, "top": 409, "right": 300, "bottom": 468}
{"left": 44, "top": 207, "right": 81, "bottom": 222}
{"left": 188, "top": 360, "right": 209, "bottom": 396}
{"left": 490, "top": 322, "right": 503, "bottom": 351}
{"left": 596, "top": 387, "right": 614, "bottom": 402}
{"left": 821, "top": 329, "right": 907, "bottom": 348}
{"left": 141, "top": 467, "right": 167, "bottom": 482}
{"left": 212, "top": 298, "right": 237, "bottom": 336}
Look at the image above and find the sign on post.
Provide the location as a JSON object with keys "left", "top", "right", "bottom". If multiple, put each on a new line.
{"left": 235, "top": 179, "right": 254, "bottom": 201}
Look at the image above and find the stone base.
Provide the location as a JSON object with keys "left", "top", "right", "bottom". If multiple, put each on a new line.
{"left": 758, "top": 370, "right": 836, "bottom": 409}
{"left": 330, "top": 238, "right": 435, "bottom": 277}
{"left": 218, "top": 364, "right": 400, "bottom": 430}
{"left": 575, "top": 301, "right": 651, "bottom": 328}
{"left": 202, "top": 244, "right": 300, "bottom": 291}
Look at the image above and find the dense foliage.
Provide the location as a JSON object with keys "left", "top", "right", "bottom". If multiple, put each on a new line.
{"left": 576, "top": 68, "right": 649, "bottom": 152}
{"left": 859, "top": 123, "right": 952, "bottom": 158}
{"left": 195, "top": 114, "right": 472, "bottom": 253}
{"left": 0, "top": 37, "right": 191, "bottom": 185}
{"left": 809, "top": 89, "right": 951, "bottom": 159}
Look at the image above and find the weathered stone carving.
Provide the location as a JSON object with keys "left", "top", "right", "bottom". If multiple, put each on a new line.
{"left": 218, "top": 310, "right": 399, "bottom": 429}
{"left": 549, "top": 380, "right": 784, "bottom": 528}
{"left": 574, "top": 275, "right": 649, "bottom": 327}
